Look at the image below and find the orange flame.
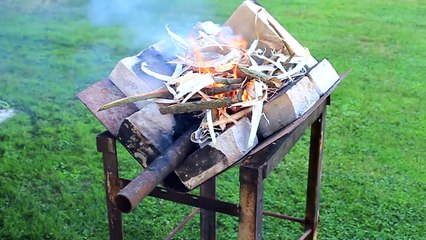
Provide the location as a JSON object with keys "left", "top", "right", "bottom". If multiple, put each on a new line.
{"left": 219, "top": 33, "right": 248, "bottom": 50}
{"left": 191, "top": 37, "right": 214, "bottom": 74}
{"left": 241, "top": 81, "right": 254, "bottom": 102}
{"left": 232, "top": 64, "right": 238, "bottom": 79}
{"left": 189, "top": 33, "right": 251, "bottom": 106}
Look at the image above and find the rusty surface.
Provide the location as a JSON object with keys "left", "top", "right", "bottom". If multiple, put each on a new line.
{"left": 97, "top": 132, "right": 123, "bottom": 240}
{"left": 238, "top": 166, "right": 264, "bottom": 240}
{"left": 96, "top": 102, "right": 329, "bottom": 239}
{"left": 118, "top": 178, "right": 239, "bottom": 217}
{"left": 200, "top": 178, "right": 217, "bottom": 240}
{"left": 93, "top": 71, "right": 345, "bottom": 239}
{"left": 96, "top": 131, "right": 116, "bottom": 153}
{"left": 304, "top": 112, "right": 327, "bottom": 240}
{"left": 77, "top": 79, "right": 138, "bottom": 136}
{"left": 115, "top": 127, "right": 198, "bottom": 213}
{"left": 244, "top": 101, "right": 327, "bottom": 178}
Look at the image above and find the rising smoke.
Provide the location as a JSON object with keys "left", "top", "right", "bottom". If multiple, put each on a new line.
{"left": 87, "top": 0, "right": 218, "bottom": 49}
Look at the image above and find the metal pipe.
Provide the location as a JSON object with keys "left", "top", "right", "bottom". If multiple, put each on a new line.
{"left": 115, "top": 127, "right": 198, "bottom": 213}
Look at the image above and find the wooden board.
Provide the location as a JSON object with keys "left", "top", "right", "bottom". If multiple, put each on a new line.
{"left": 308, "top": 59, "right": 340, "bottom": 95}
{"left": 76, "top": 79, "right": 138, "bottom": 136}
{"left": 109, "top": 43, "right": 174, "bottom": 109}
{"left": 117, "top": 103, "right": 176, "bottom": 167}
{"left": 258, "top": 76, "right": 319, "bottom": 138}
{"left": 225, "top": 1, "right": 318, "bottom": 67}
{"left": 174, "top": 117, "right": 257, "bottom": 190}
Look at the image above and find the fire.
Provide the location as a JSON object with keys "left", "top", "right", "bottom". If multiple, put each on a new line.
{"left": 232, "top": 64, "right": 238, "bottom": 79}
{"left": 191, "top": 38, "right": 214, "bottom": 74}
{"left": 188, "top": 30, "right": 253, "bottom": 122}
{"left": 241, "top": 81, "right": 254, "bottom": 102}
{"left": 219, "top": 33, "right": 248, "bottom": 50}
{"left": 213, "top": 82, "right": 226, "bottom": 99}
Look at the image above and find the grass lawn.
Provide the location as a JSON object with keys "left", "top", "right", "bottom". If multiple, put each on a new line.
{"left": 0, "top": 0, "right": 425, "bottom": 239}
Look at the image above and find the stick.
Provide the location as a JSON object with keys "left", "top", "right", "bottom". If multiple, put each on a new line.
{"left": 237, "top": 79, "right": 248, "bottom": 102}
{"left": 159, "top": 99, "right": 236, "bottom": 115}
{"left": 202, "top": 84, "right": 241, "bottom": 96}
{"left": 213, "top": 77, "right": 243, "bottom": 85}
{"left": 98, "top": 89, "right": 171, "bottom": 111}
{"left": 282, "top": 52, "right": 296, "bottom": 68}
{"left": 238, "top": 65, "right": 282, "bottom": 88}
{"left": 203, "top": 107, "right": 253, "bottom": 127}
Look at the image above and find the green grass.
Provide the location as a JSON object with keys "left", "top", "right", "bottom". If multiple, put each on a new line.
{"left": 0, "top": 0, "right": 425, "bottom": 239}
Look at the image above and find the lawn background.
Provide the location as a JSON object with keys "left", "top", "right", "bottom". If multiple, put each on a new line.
{"left": 0, "top": 0, "right": 425, "bottom": 239}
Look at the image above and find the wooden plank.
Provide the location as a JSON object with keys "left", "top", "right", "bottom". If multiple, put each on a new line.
{"left": 175, "top": 117, "right": 257, "bottom": 190}
{"left": 252, "top": 70, "right": 349, "bottom": 155}
{"left": 173, "top": 71, "right": 348, "bottom": 190}
{"left": 117, "top": 103, "right": 176, "bottom": 167}
{"left": 109, "top": 43, "right": 174, "bottom": 109}
{"left": 258, "top": 76, "right": 319, "bottom": 138}
{"left": 225, "top": 1, "right": 318, "bottom": 67}
{"left": 308, "top": 59, "right": 340, "bottom": 95}
{"left": 77, "top": 79, "right": 138, "bottom": 136}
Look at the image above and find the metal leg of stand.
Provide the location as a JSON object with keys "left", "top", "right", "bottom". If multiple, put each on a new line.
{"left": 238, "top": 165, "right": 264, "bottom": 240}
{"left": 97, "top": 132, "right": 123, "bottom": 240}
{"left": 304, "top": 110, "right": 327, "bottom": 240}
{"left": 200, "top": 177, "right": 217, "bottom": 240}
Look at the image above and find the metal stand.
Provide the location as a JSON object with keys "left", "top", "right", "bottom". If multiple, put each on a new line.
{"left": 97, "top": 94, "right": 331, "bottom": 240}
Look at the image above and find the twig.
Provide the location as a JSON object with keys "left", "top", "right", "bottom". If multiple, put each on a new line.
{"left": 238, "top": 65, "right": 283, "bottom": 88}
{"left": 213, "top": 77, "right": 243, "bottom": 85}
{"left": 202, "top": 84, "right": 240, "bottom": 96}
{"left": 210, "top": 107, "right": 253, "bottom": 127}
{"left": 282, "top": 52, "right": 296, "bottom": 68}
{"left": 98, "top": 89, "right": 171, "bottom": 111}
{"left": 197, "top": 91, "right": 238, "bottom": 126}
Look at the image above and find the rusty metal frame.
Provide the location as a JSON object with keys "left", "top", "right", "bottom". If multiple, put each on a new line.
{"left": 96, "top": 74, "right": 345, "bottom": 239}
{"left": 97, "top": 104, "right": 326, "bottom": 240}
